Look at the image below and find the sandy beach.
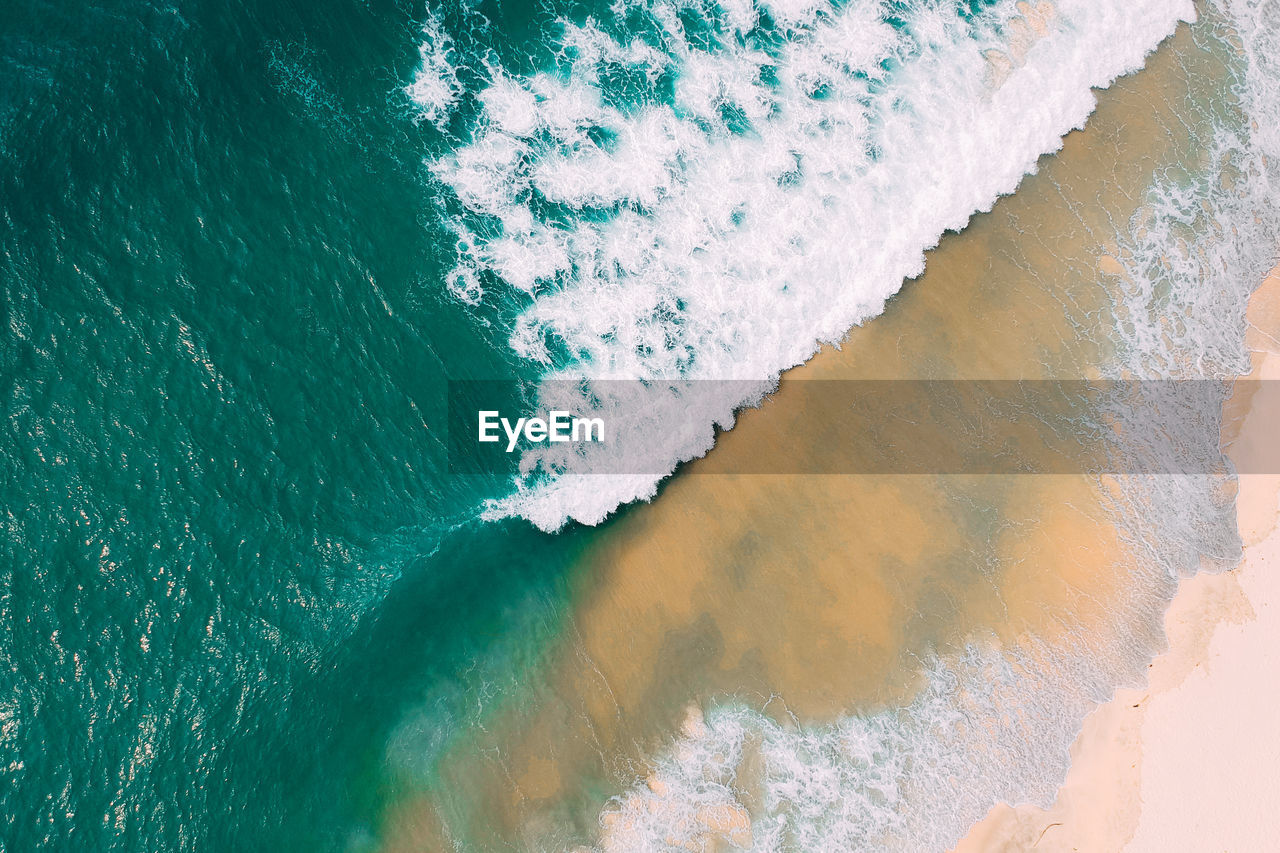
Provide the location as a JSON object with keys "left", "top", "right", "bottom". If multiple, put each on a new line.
{"left": 7, "top": 0, "right": 1276, "bottom": 850}
{"left": 954, "top": 266, "right": 1280, "bottom": 852}
{"left": 380, "top": 15, "right": 1256, "bottom": 850}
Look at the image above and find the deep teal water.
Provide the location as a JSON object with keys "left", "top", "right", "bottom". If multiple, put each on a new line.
{"left": 0, "top": 1, "right": 601, "bottom": 850}
{"left": 0, "top": 0, "right": 1089, "bottom": 848}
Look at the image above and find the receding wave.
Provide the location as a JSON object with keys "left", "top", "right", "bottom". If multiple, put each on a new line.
{"left": 568, "top": 0, "right": 1280, "bottom": 847}
{"left": 397, "top": 0, "right": 1280, "bottom": 848}
{"left": 414, "top": 0, "right": 1200, "bottom": 530}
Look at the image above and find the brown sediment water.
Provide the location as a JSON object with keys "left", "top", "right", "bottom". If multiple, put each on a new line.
{"left": 382, "top": 12, "right": 1239, "bottom": 852}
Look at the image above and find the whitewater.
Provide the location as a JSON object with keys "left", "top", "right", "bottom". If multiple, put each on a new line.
{"left": 400, "top": 0, "right": 1280, "bottom": 849}
{"left": 415, "top": 0, "right": 1197, "bottom": 530}
{"left": 394, "top": 0, "right": 1280, "bottom": 848}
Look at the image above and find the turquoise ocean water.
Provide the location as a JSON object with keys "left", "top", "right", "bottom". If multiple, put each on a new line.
{"left": 4, "top": 0, "right": 1279, "bottom": 850}
{"left": 1, "top": 1, "right": 602, "bottom": 849}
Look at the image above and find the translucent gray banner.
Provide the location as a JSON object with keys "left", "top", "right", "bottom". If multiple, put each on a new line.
{"left": 446, "top": 380, "right": 1277, "bottom": 475}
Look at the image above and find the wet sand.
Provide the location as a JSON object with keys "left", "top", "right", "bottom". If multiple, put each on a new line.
{"left": 381, "top": 11, "right": 1242, "bottom": 851}
{"left": 952, "top": 265, "right": 1280, "bottom": 853}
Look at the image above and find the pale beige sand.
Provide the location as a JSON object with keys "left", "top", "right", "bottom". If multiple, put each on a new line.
{"left": 953, "top": 266, "right": 1280, "bottom": 853}
{"left": 380, "top": 17, "right": 1243, "bottom": 851}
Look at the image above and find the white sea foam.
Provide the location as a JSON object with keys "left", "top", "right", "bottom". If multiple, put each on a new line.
{"left": 594, "top": 637, "right": 1143, "bottom": 852}
{"left": 575, "top": 0, "right": 1280, "bottom": 846}
{"left": 406, "top": 15, "right": 461, "bottom": 129}
{"left": 425, "top": 0, "right": 1195, "bottom": 530}
{"left": 1104, "top": 5, "right": 1280, "bottom": 381}
{"left": 408, "top": 0, "right": 1280, "bottom": 848}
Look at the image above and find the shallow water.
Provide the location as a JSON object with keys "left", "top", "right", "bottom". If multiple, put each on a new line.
{"left": 379, "top": 10, "right": 1271, "bottom": 849}
{"left": 3, "top": 0, "right": 1277, "bottom": 851}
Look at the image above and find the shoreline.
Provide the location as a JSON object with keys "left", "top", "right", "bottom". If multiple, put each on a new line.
{"left": 953, "top": 265, "right": 1280, "bottom": 852}
{"left": 380, "top": 18, "right": 1250, "bottom": 849}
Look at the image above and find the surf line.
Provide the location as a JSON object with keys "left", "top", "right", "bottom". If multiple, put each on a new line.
{"left": 478, "top": 410, "right": 605, "bottom": 453}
